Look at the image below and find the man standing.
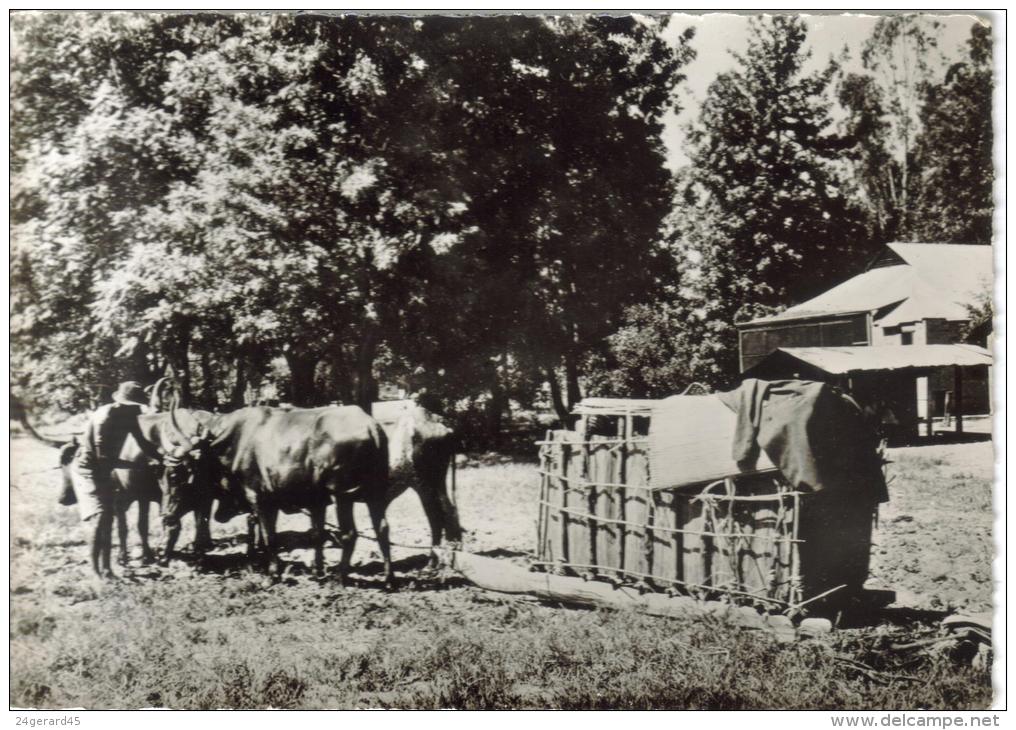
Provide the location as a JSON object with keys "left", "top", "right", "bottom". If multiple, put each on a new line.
{"left": 74, "top": 381, "right": 164, "bottom": 579}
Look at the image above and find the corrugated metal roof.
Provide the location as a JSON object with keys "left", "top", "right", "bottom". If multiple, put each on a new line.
{"left": 744, "top": 243, "right": 994, "bottom": 326}
{"left": 876, "top": 281, "right": 967, "bottom": 326}
{"left": 745, "top": 265, "right": 912, "bottom": 325}
{"left": 769, "top": 344, "right": 992, "bottom": 375}
{"left": 887, "top": 243, "right": 993, "bottom": 298}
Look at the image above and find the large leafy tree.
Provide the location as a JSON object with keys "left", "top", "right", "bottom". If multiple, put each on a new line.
{"left": 11, "top": 12, "right": 695, "bottom": 428}
{"left": 12, "top": 13, "right": 469, "bottom": 411}
{"left": 363, "top": 15, "right": 695, "bottom": 424}
{"left": 398, "top": 15, "right": 695, "bottom": 422}
{"left": 12, "top": 13, "right": 209, "bottom": 409}
{"left": 687, "top": 15, "right": 863, "bottom": 309}
{"left": 910, "top": 23, "right": 994, "bottom": 243}
{"left": 836, "top": 72, "right": 899, "bottom": 241}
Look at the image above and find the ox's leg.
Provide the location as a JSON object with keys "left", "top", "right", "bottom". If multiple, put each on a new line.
{"left": 159, "top": 481, "right": 183, "bottom": 567}
{"left": 193, "top": 497, "right": 214, "bottom": 555}
{"left": 138, "top": 500, "right": 156, "bottom": 565}
{"left": 257, "top": 504, "right": 281, "bottom": 577}
{"left": 417, "top": 468, "right": 462, "bottom": 568}
{"left": 366, "top": 499, "right": 394, "bottom": 591}
{"left": 309, "top": 502, "right": 327, "bottom": 578}
{"left": 417, "top": 490, "right": 445, "bottom": 570}
{"left": 437, "top": 484, "right": 463, "bottom": 544}
{"left": 335, "top": 497, "right": 357, "bottom": 587}
{"left": 246, "top": 514, "right": 259, "bottom": 563}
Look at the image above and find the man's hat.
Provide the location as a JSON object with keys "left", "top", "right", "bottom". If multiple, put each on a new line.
{"left": 112, "top": 381, "right": 148, "bottom": 408}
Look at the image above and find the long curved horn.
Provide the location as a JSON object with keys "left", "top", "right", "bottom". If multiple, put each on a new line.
{"left": 169, "top": 401, "right": 199, "bottom": 445}
{"left": 18, "top": 416, "right": 67, "bottom": 448}
{"left": 11, "top": 394, "right": 67, "bottom": 448}
{"left": 150, "top": 376, "right": 172, "bottom": 412}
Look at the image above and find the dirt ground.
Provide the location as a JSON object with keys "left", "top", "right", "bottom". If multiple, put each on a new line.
{"left": 8, "top": 427, "right": 997, "bottom": 709}
{"left": 868, "top": 436, "right": 996, "bottom": 613}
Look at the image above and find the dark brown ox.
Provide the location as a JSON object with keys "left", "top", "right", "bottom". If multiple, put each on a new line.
{"left": 57, "top": 412, "right": 216, "bottom": 565}
{"left": 166, "top": 406, "right": 394, "bottom": 587}
{"left": 373, "top": 400, "right": 463, "bottom": 566}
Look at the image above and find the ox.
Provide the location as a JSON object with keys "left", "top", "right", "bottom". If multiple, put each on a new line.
{"left": 57, "top": 411, "right": 216, "bottom": 566}
{"left": 373, "top": 400, "right": 463, "bottom": 566}
{"left": 165, "top": 405, "right": 394, "bottom": 587}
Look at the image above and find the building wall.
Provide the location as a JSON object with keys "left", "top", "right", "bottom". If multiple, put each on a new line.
{"left": 739, "top": 313, "right": 868, "bottom": 371}
{"left": 924, "top": 318, "right": 968, "bottom": 345}
{"left": 887, "top": 318, "right": 990, "bottom": 418}
{"left": 856, "top": 316, "right": 989, "bottom": 419}
{"left": 927, "top": 365, "right": 991, "bottom": 417}
{"left": 874, "top": 320, "right": 928, "bottom": 346}
{"left": 878, "top": 317, "right": 971, "bottom": 347}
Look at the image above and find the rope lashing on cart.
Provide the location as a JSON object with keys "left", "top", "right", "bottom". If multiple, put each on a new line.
{"left": 693, "top": 476, "right": 806, "bottom": 607}
{"left": 694, "top": 478, "right": 785, "bottom": 599}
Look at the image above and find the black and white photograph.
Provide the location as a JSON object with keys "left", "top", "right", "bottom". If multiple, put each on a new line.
{"left": 9, "top": 9, "right": 1002, "bottom": 712}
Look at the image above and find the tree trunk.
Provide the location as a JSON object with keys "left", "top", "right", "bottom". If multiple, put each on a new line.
{"left": 127, "top": 340, "right": 155, "bottom": 384}
{"left": 565, "top": 354, "right": 582, "bottom": 412}
{"left": 485, "top": 361, "right": 509, "bottom": 446}
{"left": 548, "top": 367, "right": 569, "bottom": 425}
{"left": 230, "top": 355, "right": 246, "bottom": 408}
{"left": 285, "top": 352, "right": 319, "bottom": 407}
{"left": 199, "top": 348, "right": 216, "bottom": 409}
{"left": 900, "top": 124, "right": 910, "bottom": 237}
{"left": 168, "top": 329, "right": 192, "bottom": 405}
{"left": 354, "top": 328, "right": 378, "bottom": 415}
{"left": 331, "top": 345, "right": 355, "bottom": 405}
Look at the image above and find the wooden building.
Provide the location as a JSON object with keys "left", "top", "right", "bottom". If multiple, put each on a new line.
{"left": 738, "top": 243, "right": 994, "bottom": 439}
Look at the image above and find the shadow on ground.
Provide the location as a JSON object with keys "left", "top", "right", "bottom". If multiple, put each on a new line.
{"left": 891, "top": 431, "right": 992, "bottom": 447}
{"left": 134, "top": 537, "right": 467, "bottom": 592}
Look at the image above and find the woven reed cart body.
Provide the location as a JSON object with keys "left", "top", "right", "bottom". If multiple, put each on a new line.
{"left": 535, "top": 397, "right": 876, "bottom": 611}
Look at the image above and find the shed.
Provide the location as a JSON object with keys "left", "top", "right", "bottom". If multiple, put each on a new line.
{"left": 737, "top": 243, "right": 994, "bottom": 436}
{"left": 739, "top": 244, "right": 993, "bottom": 369}
{"left": 743, "top": 344, "right": 992, "bottom": 442}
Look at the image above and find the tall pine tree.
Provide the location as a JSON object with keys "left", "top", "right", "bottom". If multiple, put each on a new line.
{"left": 663, "top": 15, "right": 865, "bottom": 387}
{"left": 840, "top": 15, "right": 944, "bottom": 241}
{"left": 911, "top": 23, "right": 994, "bottom": 243}
{"left": 686, "top": 15, "right": 864, "bottom": 310}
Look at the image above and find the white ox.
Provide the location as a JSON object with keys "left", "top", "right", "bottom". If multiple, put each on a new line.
{"left": 372, "top": 400, "right": 463, "bottom": 564}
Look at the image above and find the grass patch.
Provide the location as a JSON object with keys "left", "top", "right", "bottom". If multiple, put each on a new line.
{"left": 10, "top": 579, "right": 993, "bottom": 709}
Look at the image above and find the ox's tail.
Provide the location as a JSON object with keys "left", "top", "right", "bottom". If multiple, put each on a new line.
{"left": 449, "top": 451, "right": 457, "bottom": 512}
{"left": 443, "top": 436, "right": 463, "bottom": 544}
{"left": 57, "top": 441, "right": 80, "bottom": 506}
